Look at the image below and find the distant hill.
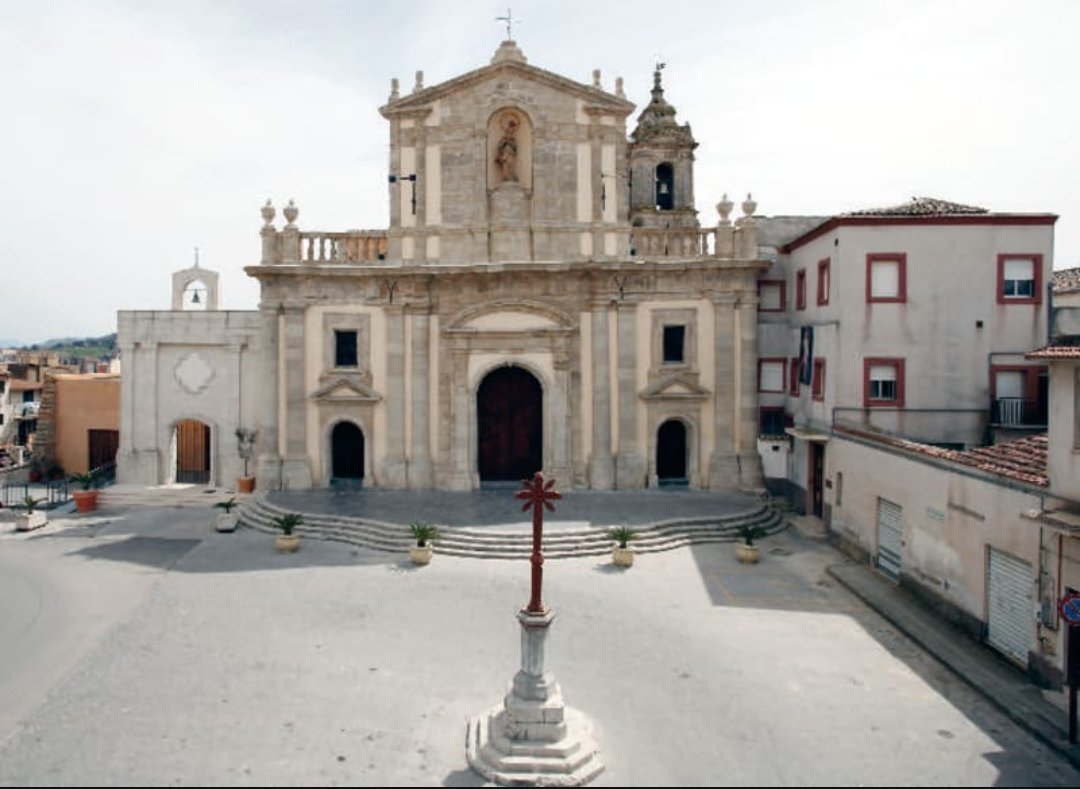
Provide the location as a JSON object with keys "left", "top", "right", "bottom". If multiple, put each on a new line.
{"left": 16, "top": 333, "right": 117, "bottom": 358}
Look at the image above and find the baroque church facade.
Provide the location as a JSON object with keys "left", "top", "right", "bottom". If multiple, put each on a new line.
{"left": 118, "top": 40, "right": 770, "bottom": 492}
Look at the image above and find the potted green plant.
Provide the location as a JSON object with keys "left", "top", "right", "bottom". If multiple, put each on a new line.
{"left": 409, "top": 521, "right": 440, "bottom": 565}
{"left": 214, "top": 497, "right": 239, "bottom": 532}
{"left": 69, "top": 469, "right": 100, "bottom": 513}
{"left": 608, "top": 525, "right": 637, "bottom": 567}
{"left": 15, "top": 494, "right": 48, "bottom": 532}
{"left": 272, "top": 512, "right": 303, "bottom": 553}
{"left": 735, "top": 523, "right": 767, "bottom": 564}
{"left": 235, "top": 427, "right": 258, "bottom": 493}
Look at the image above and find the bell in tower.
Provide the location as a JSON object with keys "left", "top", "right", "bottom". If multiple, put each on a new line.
{"left": 627, "top": 63, "right": 699, "bottom": 230}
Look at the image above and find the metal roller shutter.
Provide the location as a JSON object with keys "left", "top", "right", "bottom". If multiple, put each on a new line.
{"left": 987, "top": 548, "right": 1033, "bottom": 665}
{"left": 876, "top": 497, "right": 903, "bottom": 582}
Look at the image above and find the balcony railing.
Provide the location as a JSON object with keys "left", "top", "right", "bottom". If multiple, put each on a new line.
{"left": 990, "top": 398, "right": 1047, "bottom": 428}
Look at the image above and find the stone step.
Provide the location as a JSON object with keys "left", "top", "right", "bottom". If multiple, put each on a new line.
{"left": 97, "top": 484, "right": 250, "bottom": 510}
{"left": 239, "top": 495, "right": 785, "bottom": 560}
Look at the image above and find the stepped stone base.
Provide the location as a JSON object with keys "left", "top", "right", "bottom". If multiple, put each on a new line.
{"left": 467, "top": 699, "right": 603, "bottom": 786}
{"left": 466, "top": 608, "right": 603, "bottom": 786}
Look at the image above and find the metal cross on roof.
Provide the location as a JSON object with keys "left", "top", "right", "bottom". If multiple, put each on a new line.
{"left": 515, "top": 472, "right": 561, "bottom": 615}
{"left": 496, "top": 7, "right": 518, "bottom": 40}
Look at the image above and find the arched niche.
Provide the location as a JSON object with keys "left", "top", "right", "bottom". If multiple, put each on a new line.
{"left": 487, "top": 107, "right": 533, "bottom": 191}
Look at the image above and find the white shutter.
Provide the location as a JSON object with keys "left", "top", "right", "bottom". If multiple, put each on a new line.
{"left": 995, "top": 371, "right": 1024, "bottom": 399}
{"left": 1003, "top": 258, "right": 1033, "bottom": 281}
{"left": 876, "top": 497, "right": 903, "bottom": 581}
{"left": 987, "top": 548, "right": 1033, "bottom": 665}
{"left": 760, "top": 361, "right": 784, "bottom": 392}
{"left": 870, "top": 260, "right": 899, "bottom": 298}
{"left": 870, "top": 365, "right": 896, "bottom": 384}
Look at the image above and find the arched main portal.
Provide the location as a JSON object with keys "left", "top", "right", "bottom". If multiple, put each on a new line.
{"left": 656, "top": 419, "right": 688, "bottom": 485}
{"left": 477, "top": 366, "right": 542, "bottom": 482}
{"left": 331, "top": 421, "right": 365, "bottom": 485}
{"left": 174, "top": 419, "right": 211, "bottom": 484}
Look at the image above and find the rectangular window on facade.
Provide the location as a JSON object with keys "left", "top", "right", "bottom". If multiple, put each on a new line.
{"left": 0, "top": 380, "right": 5, "bottom": 393}
{"left": 817, "top": 258, "right": 830, "bottom": 305}
{"left": 796, "top": 269, "right": 807, "bottom": 310}
{"left": 662, "top": 325, "right": 686, "bottom": 363}
{"left": 864, "top": 358, "right": 905, "bottom": 407}
{"left": 0, "top": 413, "right": 4, "bottom": 426}
{"left": 812, "top": 358, "right": 825, "bottom": 400}
{"left": 789, "top": 357, "right": 800, "bottom": 396}
{"left": 335, "top": 330, "right": 358, "bottom": 367}
{"left": 997, "top": 254, "right": 1042, "bottom": 304}
{"left": 759, "top": 407, "right": 786, "bottom": 436}
{"left": 23, "top": 391, "right": 34, "bottom": 403}
{"left": 758, "top": 280, "right": 786, "bottom": 312}
{"left": 866, "top": 253, "right": 906, "bottom": 303}
{"left": 758, "top": 359, "right": 786, "bottom": 393}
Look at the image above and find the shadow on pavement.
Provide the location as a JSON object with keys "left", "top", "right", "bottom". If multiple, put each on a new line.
{"left": 688, "top": 527, "right": 1076, "bottom": 784}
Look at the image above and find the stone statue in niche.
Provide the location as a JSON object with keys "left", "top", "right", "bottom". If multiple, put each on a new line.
{"left": 494, "top": 116, "right": 520, "bottom": 182}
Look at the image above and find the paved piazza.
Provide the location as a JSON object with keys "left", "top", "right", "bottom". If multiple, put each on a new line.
{"left": 1, "top": 506, "right": 1077, "bottom": 787}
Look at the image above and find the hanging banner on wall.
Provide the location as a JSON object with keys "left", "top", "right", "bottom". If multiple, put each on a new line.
{"left": 799, "top": 326, "right": 814, "bottom": 387}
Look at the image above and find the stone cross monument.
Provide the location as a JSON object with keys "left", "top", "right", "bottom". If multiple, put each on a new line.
{"left": 466, "top": 473, "right": 604, "bottom": 786}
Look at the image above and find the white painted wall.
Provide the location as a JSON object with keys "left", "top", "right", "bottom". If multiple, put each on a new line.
{"left": 117, "top": 310, "right": 262, "bottom": 486}
{"left": 759, "top": 220, "right": 1054, "bottom": 501}
{"left": 828, "top": 431, "right": 1053, "bottom": 671}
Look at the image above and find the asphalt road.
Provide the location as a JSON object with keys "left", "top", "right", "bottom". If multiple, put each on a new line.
{"left": 1, "top": 505, "right": 1078, "bottom": 787}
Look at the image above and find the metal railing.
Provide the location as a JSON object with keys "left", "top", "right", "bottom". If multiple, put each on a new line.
{"left": 990, "top": 398, "right": 1047, "bottom": 428}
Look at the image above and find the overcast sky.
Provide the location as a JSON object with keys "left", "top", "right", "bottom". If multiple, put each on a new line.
{"left": 3, "top": 0, "right": 1077, "bottom": 345}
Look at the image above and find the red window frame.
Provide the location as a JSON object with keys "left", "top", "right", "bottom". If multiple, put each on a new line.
{"left": 817, "top": 258, "right": 830, "bottom": 306}
{"left": 757, "top": 279, "right": 787, "bottom": 312}
{"left": 812, "top": 358, "right": 825, "bottom": 401}
{"left": 863, "top": 358, "right": 906, "bottom": 408}
{"left": 996, "top": 253, "right": 1043, "bottom": 305}
{"left": 865, "top": 253, "right": 907, "bottom": 303}
{"left": 789, "top": 356, "right": 800, "bottom": 396}
{"left": 796, "top": 269, "right": 807, "bottom": 311}
{"left": 758, "top": 358, "right": 787, "bottom": 393}
{"left": 989, "top": 364, "right": 1043, "bottom": 401}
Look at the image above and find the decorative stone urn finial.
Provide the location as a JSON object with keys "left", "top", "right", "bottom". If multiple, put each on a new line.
{"left": 717, "top": 193, "right": 733, "bottom": 223}
{"left": 389, "top": 77, "right": 400, "bottom": 101}
{"left": 615, "top": 76, "right": 624, "bottom": 97}
{"left": 742, "top": 192, "right": 757, "bottom": 217}
{"left": 414, "top": 70, "right": 424, "bottom": 92}
{"left": 592, "top": 68, "right": 601, "bottom": 89}
{"left": 260, "top": 199, "right": 275, "bottom": 228}
{"left": 283, "top": 199, "right": 299, "bottom": 230}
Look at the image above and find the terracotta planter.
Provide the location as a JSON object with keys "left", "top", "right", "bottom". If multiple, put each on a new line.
{"left": 410, "top": 545, "right": 433, "bottom": 565}
{"left": 736, "top": 543, "right": 760, "bottom": 564}
{"left": 276, "top": 534, "right": 300, "bottom": 553}
{"left": 73, "top": 490, "right": 99, "bottom": 513}
{"left": 612, "top": 546, "right": 635, "bottom": 567}
{"left": 237, "top": 476, "right": 256, "bottom": 494}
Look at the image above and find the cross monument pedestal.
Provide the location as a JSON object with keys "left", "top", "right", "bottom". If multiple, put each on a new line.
{"left": 465, "top": 473, "right": 603, "bottom": 786}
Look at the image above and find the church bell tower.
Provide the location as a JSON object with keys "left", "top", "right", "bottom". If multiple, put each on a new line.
{"left": 627, "top": 64, "right": 699, "bottom": 230}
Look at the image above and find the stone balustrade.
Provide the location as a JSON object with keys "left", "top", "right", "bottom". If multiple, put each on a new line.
{"left": 630, "top": 228, "right": 713, "bottom": 258}
{"left": 257, "top": 193, "right": 759, "bottom": 265}
{"left": 299, "top": 231, "right": 388, "bottom": 263}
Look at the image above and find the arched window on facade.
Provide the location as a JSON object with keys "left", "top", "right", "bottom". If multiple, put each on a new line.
{"left": 655, "top": 162, "right": 675, "bottom": 211}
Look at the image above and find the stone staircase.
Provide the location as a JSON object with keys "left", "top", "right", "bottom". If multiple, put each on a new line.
{"left": 96, "top": 483, "right": 249, "bottom": 510}
{"left": 240, "top": 494, "right": 785, "bottom": 560}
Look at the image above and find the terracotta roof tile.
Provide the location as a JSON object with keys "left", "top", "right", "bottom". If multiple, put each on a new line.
{"left": 1026, "top": 345, "right": 1080, "bottom": 359}
{"left": 835, "top": 427, "right": 1047, "bottom": 487}
{"left": 1053, "top": 267, "right": 1080, "bottom": 293}
{"left": 844, "top": 196, "right": 988, "bottom": 217}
